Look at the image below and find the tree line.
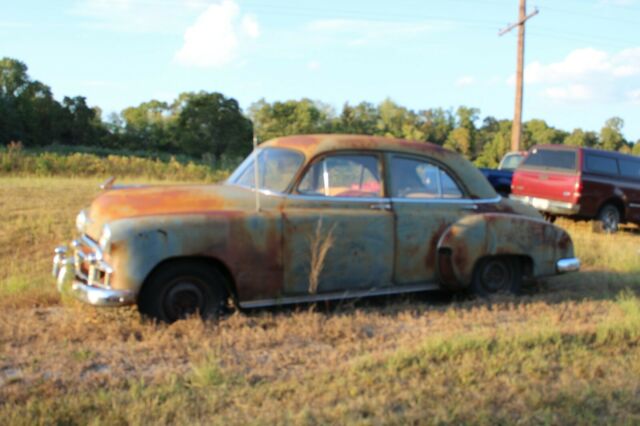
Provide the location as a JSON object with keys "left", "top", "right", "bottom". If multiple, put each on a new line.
{"left": 1, "top": 57, "right": 638, "bottom": 167}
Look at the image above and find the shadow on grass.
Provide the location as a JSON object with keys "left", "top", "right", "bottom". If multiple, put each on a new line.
{"left": 239, "top": 269, "right": 640, "bottom": 320}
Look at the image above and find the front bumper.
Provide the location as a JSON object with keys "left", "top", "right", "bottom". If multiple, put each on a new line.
{"left": 510, "top": 195, "right": 580, "bottom": 216}
{"left": 53, "top": 238, "right": 135, "bottom": 307}
{"left": 556, "top": 257, "right": 581, "bottom": 273}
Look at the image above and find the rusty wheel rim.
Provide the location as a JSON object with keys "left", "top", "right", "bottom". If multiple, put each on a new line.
{"left": 163, "top": 279, "right": 206, "bottom": 321}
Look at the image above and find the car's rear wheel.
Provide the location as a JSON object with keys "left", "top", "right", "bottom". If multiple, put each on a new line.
{"left": 471, "top": 257, "right": 522, "bottom": 297}
{"left": 597, "top": 204, "right": 620, "bottom": 233}
{"left": 138, "top": 261, "right": 227, "bottom": 323}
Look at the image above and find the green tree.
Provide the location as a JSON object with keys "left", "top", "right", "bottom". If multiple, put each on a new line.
{"left": 122, "top": 99, "right": 173, "bottom": 151}
{"left": 564, "top": 128, "right": 598, "bottom": 147}
{"left": 176, "top": 91, "right": 252, "bottom": 159}
{"left": 334, "top": 102, "right": 379, "bottom": 135}
{"left": 475, "top": 120, "right": 512, "bottom": 167}
{"left": 376, "top": 98, "right": 424, "bottom": 140}
{"left": 600, "top": 117, "right": 625, "bottom": 151}
{"left": 524, "top": 119, "right": 566, "bottom": 149}
{"left": 0, "top": 58, "right": 63, "bottom": 146}
{"left": 444, "top": 106, "right": 479, "bottom": 157}
{"left": 249, "top": 98, "right": 332, "bottom": 141}
{"left": 60, "top": 96, "right": 104, "bottom": 146}
{"left": 418, "top": 108, "right": 455, "bottom": 146}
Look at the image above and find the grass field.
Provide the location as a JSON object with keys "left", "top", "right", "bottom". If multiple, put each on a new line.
{"left": 1, "top": 176, "right": 639, "bottom": 425}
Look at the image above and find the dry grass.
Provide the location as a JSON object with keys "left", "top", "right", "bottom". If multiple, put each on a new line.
{"left": 0, "top": 177, "right": 639, "bottom": 424}
{"left": 307, "top": 219, "right": 336, "bottom": 294}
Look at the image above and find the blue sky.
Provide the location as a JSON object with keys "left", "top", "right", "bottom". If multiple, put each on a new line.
{"left": 2, "top": 0, "right": 639, "bottom": 141}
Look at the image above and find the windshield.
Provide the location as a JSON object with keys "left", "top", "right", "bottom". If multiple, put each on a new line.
{"left": 499, "top": 153, "right": 524, "bottom": 171}
{"left": 227, "top": 147, "right": 304, "bottom": 193}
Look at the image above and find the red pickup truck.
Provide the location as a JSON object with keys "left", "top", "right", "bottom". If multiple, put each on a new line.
{"left": 510, "top": 145, "right": 640, "bottom": 232}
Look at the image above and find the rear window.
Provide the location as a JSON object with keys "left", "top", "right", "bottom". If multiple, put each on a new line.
{"left": 585, "top": 155, "right": 619, "bottom": 176}
{"left": 619, "top": 159, "right": 640, "bottom": 179}
{"left": 521, "top": 148, "right": 576, "bottom": 171}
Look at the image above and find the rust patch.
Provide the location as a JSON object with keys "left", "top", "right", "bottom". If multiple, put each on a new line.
{"left": 424, "top": 221, "right": 451, "bottom": 269}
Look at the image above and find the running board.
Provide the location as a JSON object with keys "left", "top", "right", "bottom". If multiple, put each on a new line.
{"left": 238, "top": 282, "right": 441, "bottom": 309}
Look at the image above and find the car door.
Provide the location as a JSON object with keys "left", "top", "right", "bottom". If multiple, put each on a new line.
{"left": 388, "top": 154, "right": 480, "bottom": 285}
{"left": 281, "top": 152, "right": 395, "bottom": 295}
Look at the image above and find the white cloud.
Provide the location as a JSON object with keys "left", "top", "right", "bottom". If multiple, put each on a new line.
{"left": 241, "top": 15, "right": 260, "bottom": 38}
{"left": 306, "top": 18, "right": 454, "bottom": 47}
{"left": 629, "top": 89, "right": 640, "bottom": 103}
{"left": 307, "top": 60, "right": 320, "bottom": 71}
{"left": 174, "top": 0, "right": 260, "bottom": 68}
{"left": 455, "top": 76, "right": 475, "bottom": 87}
{"left": 508, "top": 47, "right": 640, "bottom": 103}
{"left": 544, "top": 85, "right": 594, "bottom": 102}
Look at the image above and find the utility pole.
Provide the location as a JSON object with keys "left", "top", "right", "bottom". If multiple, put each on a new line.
{"left": 499, "top": 0, "right": 538, "bottom": 152}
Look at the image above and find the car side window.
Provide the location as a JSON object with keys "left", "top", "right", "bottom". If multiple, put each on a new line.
{"left": 298, "top": 154, "right": 382, "bottom": 198}
{"left": 618, "top": 159, "right": 640, "bottom": 179}
{"left": 390, "top": 157, "right": 464, "bottom": 199}
{"left": 585, "top": 155, "right": 619, "bottom": 176}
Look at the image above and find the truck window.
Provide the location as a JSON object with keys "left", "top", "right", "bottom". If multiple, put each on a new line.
{"left": 619, "top": 159, "right": 640, "bottom": 179}
{"left": 521, "top": 149, "right": 576, "bottom": 171}
{"left": 585, "top": 155, "right": 619, "bottom": 176}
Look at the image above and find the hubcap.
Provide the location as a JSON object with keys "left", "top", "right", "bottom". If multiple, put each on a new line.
{"left": 480, "top": 260, "right": 510, "bottom": 293}
{"left": 164, "top": 280, "right": 205, "bottom": 321}
{"left": 601, "top": 209, "right": 618, "bottom": 232}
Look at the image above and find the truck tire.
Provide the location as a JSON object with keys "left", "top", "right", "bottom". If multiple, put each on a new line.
{"left": 471, "top": 256, "right": 522, "bottom": 297}
{"left": 138, "top": 260, "right": 227, "bottom": 323}
{"left": 597, "top": 204, "right": 620, "bottom": 233}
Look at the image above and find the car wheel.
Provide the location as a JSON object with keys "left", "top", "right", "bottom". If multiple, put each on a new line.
{"left": 138, "top": 261, "right": 227, "bottom": 323}
{"left": 542, "top": 213, "right": 556, "bottom": 223}
{"left": 598, "top": 204, "right": 620, "bottom": 233}
{"left": 471, "top": 257, "right": 522, "bottom": 297}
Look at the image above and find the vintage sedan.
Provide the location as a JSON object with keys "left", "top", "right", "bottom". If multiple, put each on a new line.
{"left": 53, "top": 134, "right": 580, "bottom": 322}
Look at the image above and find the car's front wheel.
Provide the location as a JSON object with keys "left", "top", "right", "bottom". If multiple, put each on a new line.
{"left": 138, "top": 261, "right": 227, "bottom": 323}
{"left": 471, "top": 256, "right": 522, "bottom": 297}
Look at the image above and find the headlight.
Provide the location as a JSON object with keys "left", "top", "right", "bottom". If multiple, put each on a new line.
{"left": 76, "top": 209, "right": 90, "bottom": 233}
{"left": 99, "top": 224, "right": 112, "bottom": 253}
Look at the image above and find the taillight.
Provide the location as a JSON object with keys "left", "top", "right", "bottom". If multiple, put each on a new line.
{"left": 574, "top": 179, "right": 582, "bottom": 196}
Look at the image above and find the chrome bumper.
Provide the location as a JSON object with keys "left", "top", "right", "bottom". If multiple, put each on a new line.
{"left": 510, "top": 195, "right": 580, "bottom": 215}
{"left": 556, "top": 258, "right": 581, "bottom": 273}
{"left": 53, "top": 240, "right": 135, "bottom": 307}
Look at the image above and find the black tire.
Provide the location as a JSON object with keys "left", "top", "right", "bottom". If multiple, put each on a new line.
{"left": 471, "top": 257, "right": 522, "bottom": 297}
{"left": 542, "top": 213, "right": 557, "bottom": 223}
{"left": 597, "top": 204, "right": 620, "bottom": 233}
{"left": 138, "top": 261, "right": 227, "bottom": 323}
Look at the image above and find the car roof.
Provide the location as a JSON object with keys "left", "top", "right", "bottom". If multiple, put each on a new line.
{"left": 531, "top": 144, "right": 639, "bottom": 161}
{"left": 262, "top": 134, "right": 498, "bottom": 200}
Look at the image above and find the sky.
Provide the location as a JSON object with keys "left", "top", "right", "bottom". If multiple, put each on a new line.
{"left": 2, "top": 0, "right": 640, "bottom": 141}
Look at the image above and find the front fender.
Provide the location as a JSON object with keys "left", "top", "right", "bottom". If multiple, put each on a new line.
{"left": 106, "top": 214, "right": 236, "bottom": 294}
{"left": 436, "top": 213, "right": 574, "bottom": 289}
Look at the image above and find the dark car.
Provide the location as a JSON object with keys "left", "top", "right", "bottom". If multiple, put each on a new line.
{"left": 480, "top": 151, "right": 526, "bottom": 195}
{"left": 510, "top": 145, "right": 640, "bottom": 232}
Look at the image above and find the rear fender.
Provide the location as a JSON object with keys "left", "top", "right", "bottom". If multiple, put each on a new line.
{"left": 436, "top": 213, "right": 574, "bottom": 289}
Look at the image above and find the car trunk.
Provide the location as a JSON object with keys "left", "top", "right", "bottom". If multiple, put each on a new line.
{"left": 511, "top": 148, "right": 581, "bottom": 205}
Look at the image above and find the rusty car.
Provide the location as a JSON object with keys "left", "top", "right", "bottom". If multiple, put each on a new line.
{"left": 52, "top": 134, "right": 580, "bottom": 322}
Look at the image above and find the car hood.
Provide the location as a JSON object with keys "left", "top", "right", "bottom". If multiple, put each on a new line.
{"left": 86, "top": 184, "right": 257, "bottom": 238}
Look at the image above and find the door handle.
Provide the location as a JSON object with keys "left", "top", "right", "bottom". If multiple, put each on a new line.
{"left": 461, "top": 204, "right": 478, "bottom": 211}
{"left": 370, "top": 202, "right": 392, "bottom": 211}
